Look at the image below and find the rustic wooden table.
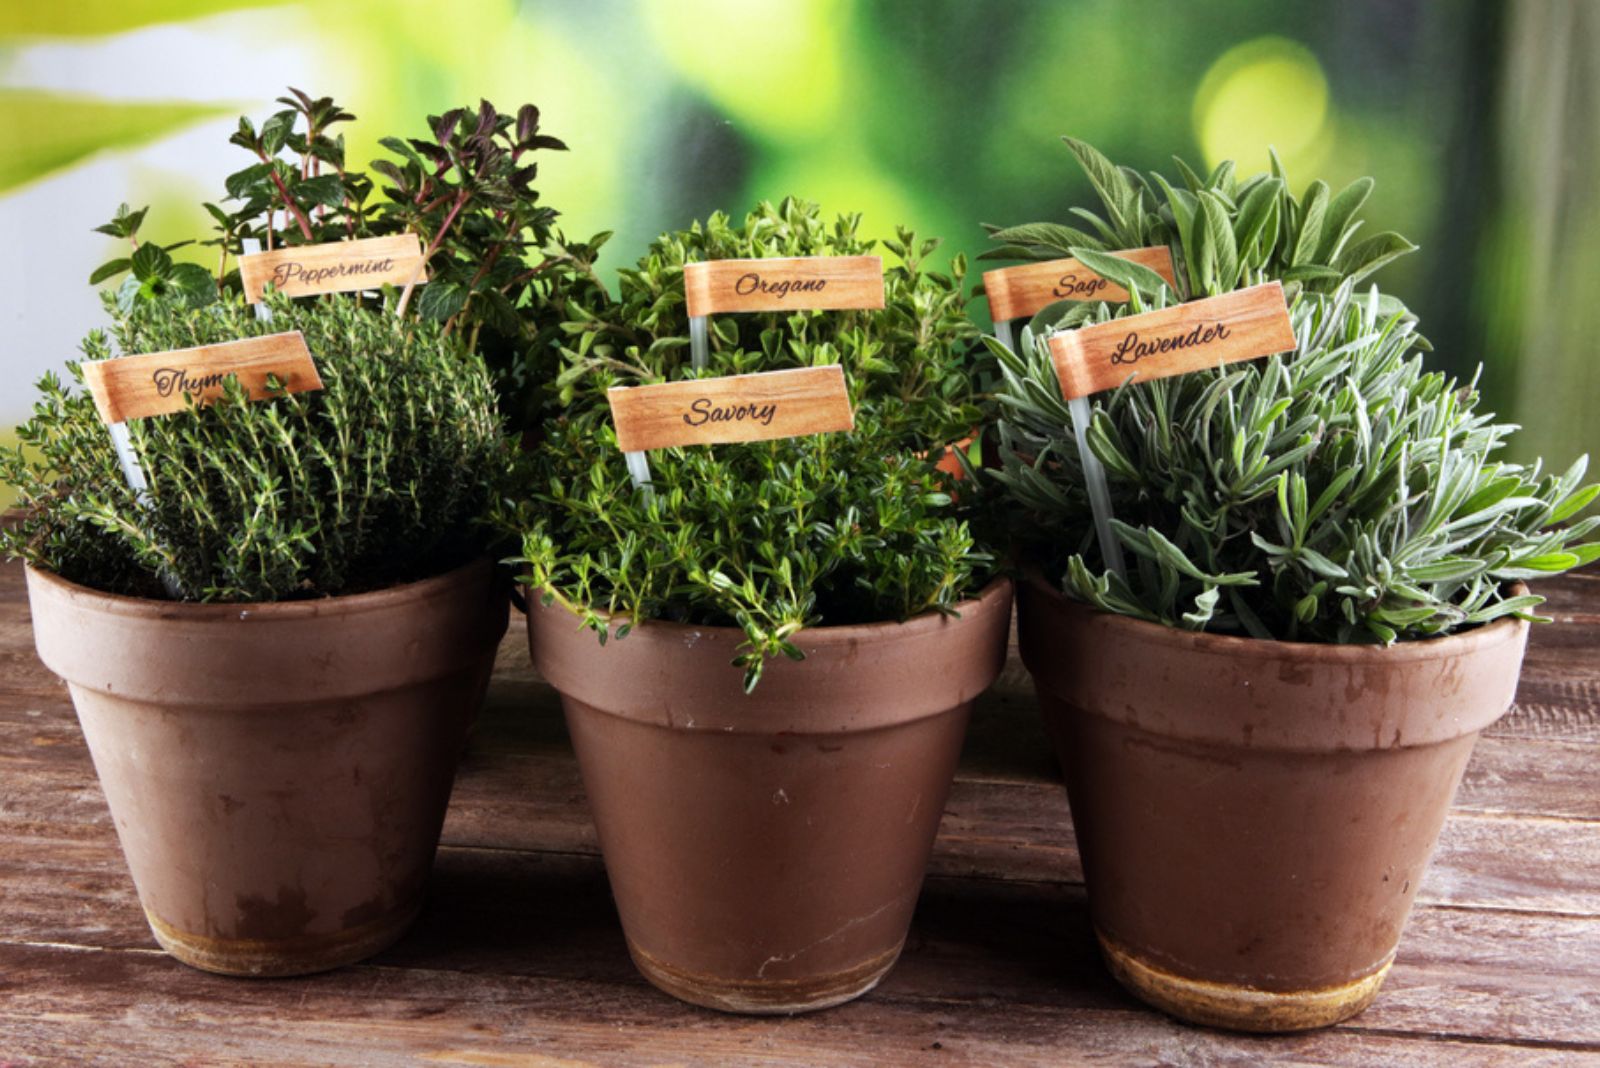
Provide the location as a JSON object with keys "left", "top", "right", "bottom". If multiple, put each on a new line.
{"left": 2, "top": 558, "right": 1596, "bottom": 1066}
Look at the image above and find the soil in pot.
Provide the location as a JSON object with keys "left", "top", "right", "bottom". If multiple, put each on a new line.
{"left": 528, "top": 578, "right": 1014, "bottom": 1014}
{"left": 1017, "top": 573, "right": 1530, "bottom": 1033}
{"left": 26, "top": 558, "right": 508, "bottom": 977}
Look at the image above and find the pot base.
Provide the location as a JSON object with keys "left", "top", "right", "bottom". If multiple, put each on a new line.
{"left": 627, "top": 937, "right": 903, "bottom": 1015}
{"left": 1098, "top": 929, "right": 1392, "bottom": 1033}
{"left": 145, "top": 899, "right": 423, "bottom": 978}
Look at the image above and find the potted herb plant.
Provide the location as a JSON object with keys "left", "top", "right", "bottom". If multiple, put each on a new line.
{"left": 0, "top": 92, "right": 575, "bottom": 976}
{"left": 3, "top": 291, "right": 510, "bottom": 977}
{"left": 987, "top": 143, "right": 1599, "bottom": 1030}
{"left": 514, "top": 198, "right": 1010, "bottom": 1013}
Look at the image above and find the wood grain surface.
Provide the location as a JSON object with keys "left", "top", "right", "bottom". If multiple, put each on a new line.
{"left": 79, "top": 331, "right": 322, "bottom": 424}
{"left": 0, "top": 551, "right": 1595, "bottom": 1065}
{"left": 1047, "top": 281, "right": 1297, "bottom": 400}
{"left": 237, "top": 234, "right": 427, "bottom": 302}
{"left": 683, "top": 256, "right": 885, "bottom": 317}
{"left": 608, "top": 365, "right": 854, "bottom": 452}
{"left": 983, "top": 246, "right": 1178, "bottom": 322}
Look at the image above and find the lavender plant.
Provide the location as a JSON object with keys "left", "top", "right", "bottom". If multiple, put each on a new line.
{"left": 988, "top": 141, "right": 1598, "bottom": 641}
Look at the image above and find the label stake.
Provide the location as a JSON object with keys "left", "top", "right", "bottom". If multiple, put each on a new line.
{"left": 1042, "top": 280, "right": 1297, "bottom": 583}
{"left": 617, "top": 255, "right": 885, "bottom": 493}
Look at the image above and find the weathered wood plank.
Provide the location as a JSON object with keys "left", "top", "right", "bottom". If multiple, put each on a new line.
{"left": 14, "top": 936, "right": 1595, "bottom": 1068}
{"left": 1, "top": 558, "right": 1596, "bottom": 1063}
{"left": 1, "top": 862, "right": 1595, "bottom": 1065}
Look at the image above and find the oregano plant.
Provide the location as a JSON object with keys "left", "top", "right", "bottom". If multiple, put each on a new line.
{"left": 514, "top": 198, "right": 997, "bottom": 689}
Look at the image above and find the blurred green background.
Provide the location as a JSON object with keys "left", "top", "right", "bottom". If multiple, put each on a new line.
{"left": 2, "top": 0, "right": 1595, "bottom": 505}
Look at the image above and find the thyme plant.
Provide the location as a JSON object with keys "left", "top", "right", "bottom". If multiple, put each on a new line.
{"left": 988, "top": 143, "right": 1598, "bottom": 642}
{"left": 1, "top": 292, "right": 508, "bottom": 601}
{"left": 516, "top": 198, "right": 995, "bottom": 689}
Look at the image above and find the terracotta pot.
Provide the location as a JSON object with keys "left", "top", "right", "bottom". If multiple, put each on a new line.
{"left": 528, "top": 578, "right": 1014, "bottom": 1014}
{"left": 26, "top": 559, "right": 508, "bottom": 977}
{"left": 933, "top": 434, "right": 976, "bottom": 480}
{"left": 1017, "top": 573, "right": 1530, "bottom": 1032}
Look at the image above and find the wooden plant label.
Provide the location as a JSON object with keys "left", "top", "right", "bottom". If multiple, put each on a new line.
{"left": 683, "top": 256, "right": 885, "bottom": 317}
{"left": 609, "top": 365, "right": 854, "bottom": 452}
{"left": 238, "top": 234, "right": 427, "bottom": 303}
{"left": 984, "top": 246, "right": 1177, "bottom": 323}
{"left": 1046, "top": 281, "right": 1296, "bottom": 401}
{"left": 82, "top": 331, "right": 323, "bottom": 424}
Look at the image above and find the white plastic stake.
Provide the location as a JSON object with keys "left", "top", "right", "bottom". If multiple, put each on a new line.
{"left": 103, "top": 377, "right": 183, "bottom": 598}
{"left": 107, "top": 421, "right": 149, "bottom": 497}
{"left": 245, "top": 238, "right": 275, "bottom": 324}
{"left": 690, "top": 314, "right": 709, "bottom": 371}
{"left": 624, "top": 450, "right": 654, "bottom": 501}
{"left": 997, "top": 313, "right": 1125, "bottom": 582}
{"left": 993, "top": 318, "right": 1015, "bottom": 358}
{"left": 1067, "top": 394, "right": 1126, "bottom": 581}
{"left": 633, "top": 282, "right": 704, "bottom": 495}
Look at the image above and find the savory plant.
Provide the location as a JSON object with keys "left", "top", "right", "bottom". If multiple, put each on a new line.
{"left": 1, "top": 291, "right": 507, "bottom": 602}
{"left": 988, "top": 145, "right": 1598, "bottom": 641}
{"left": 517, "top": 198, "right": 995, "bottom": 688}
{"left": 90, "top": 89, "right": 609, "bottom": 430}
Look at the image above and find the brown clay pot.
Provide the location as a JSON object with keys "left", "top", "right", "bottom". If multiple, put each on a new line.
{"left": 26, "top": 559, "right": 508, "bottom": 977}
{"left": 528, "top": 578, "right": 1014, "bottom": 1014}
{"left": 1016, "top": 573, "right": 1531, "bottom": 1032}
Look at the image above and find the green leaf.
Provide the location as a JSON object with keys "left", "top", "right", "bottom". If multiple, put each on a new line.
{"left": 1233, "top": 178, "right": 1280, "bottom": 261}
{"left": 1281, "top": 264, "right": 1343, "bottom": 285}
{"left": 167, "top": 262, "right": 217, "bottom": 307}
{"left": 416, "top": 281, "right": 469, "bottom": 321}
{"left": 986, "top": 222, "right": 1100, "bottom": 257}
{"left": 88, "top": 258, "right": 132, "bottom": 286}
{"left": 130, "top": 243, "right": 173, "bottom": 282}
{"left": 1506, "top": 551, "right": 1580, "bottom": 572}
{"left": 1465, "top": 595, "right": 1547, "bottom": 624}
{"left": 258, "top": 109, "right": 298, "bottom": 156}
{"left": 1550, "top": 482, "right": 1600, "bottom": 523}
{"left": 294, "top": 174, "right": 346, "bottom": 208}
{"left": 224, "top": 161, "right": 274, "bottom": 200}
{"left": 1338, "top": 231, "right": 1418, "bottom": 285}
{"left": 1198, "top": 192, "right": 1237, "bottom": 291}
{"left": 1296, "top": 546, "right": 1349, "bottom": 579}
{"left": 1291, "top": 180, "right": 1328, "bottom": 267}
{"left": 1406, "top": 557, "right": 1483, "bottom": 583}
{"left": 1316, "top": 176, "right": 1374, "bottom": 262}
{"left": 1068, "top": 247, "right": 1173, "bottom": 301}
{"left": 1062, "top": 136, "right": 1135, "bottom": 232}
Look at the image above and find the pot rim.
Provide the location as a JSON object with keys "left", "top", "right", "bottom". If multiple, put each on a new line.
{"left": 24, "top": 555, "right": 496, "bottom": 623}
{"left": 531, "top": 574, "right": 1013, "bottom": 649}
{"left": 1020, "top": 568, "right": 1530, "bottom": 665}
